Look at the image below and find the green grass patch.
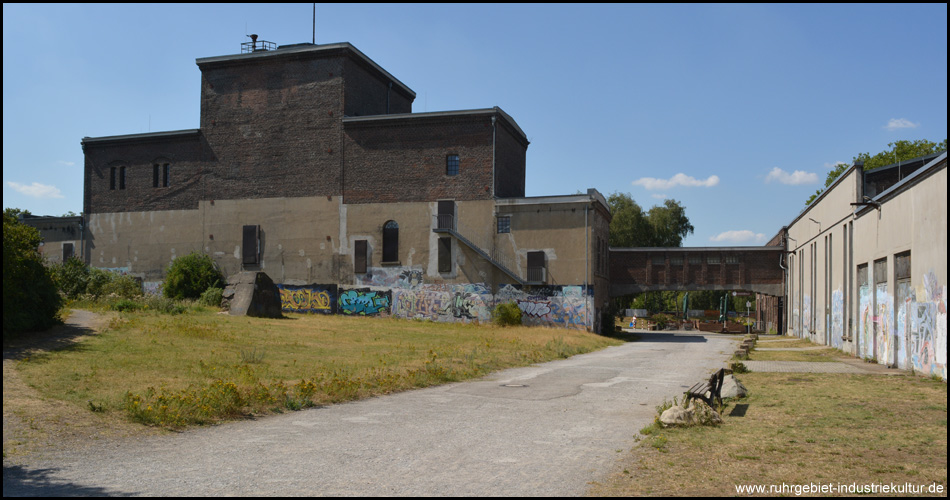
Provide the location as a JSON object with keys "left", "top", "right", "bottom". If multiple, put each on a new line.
{"left": 17, "top": 309, "right": 622, "bottom": 428}
{"left": 589, "top": 372, "right": 948, "bottom": 497}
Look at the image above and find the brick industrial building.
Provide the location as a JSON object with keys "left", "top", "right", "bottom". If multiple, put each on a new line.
{"left": 79, "top": 39, "right": 612, "bottom": 330}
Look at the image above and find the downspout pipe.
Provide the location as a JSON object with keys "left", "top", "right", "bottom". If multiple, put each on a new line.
{"left": 585, "top": 201, "right": 590, "bottom": 331}
{"left": 491, "top": 115, "right": 497, "bottom": 198}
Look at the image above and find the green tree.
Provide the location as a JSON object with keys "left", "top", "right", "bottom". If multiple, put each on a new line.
{"left": 607, "top": 193, "right": 694, "bottom": 247}
{"left": 3, "top": 210, "right": 62, "bottom": 335}
{"left": 806, "top": 139, "right": 947, "bottom": 205}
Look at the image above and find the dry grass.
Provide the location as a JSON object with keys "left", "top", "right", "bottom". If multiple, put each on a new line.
{"left": 589, "top": 348, "right": 948, "bottom": 496}
{"left": 11, "top": 308, "right": 622, "bottom": 429}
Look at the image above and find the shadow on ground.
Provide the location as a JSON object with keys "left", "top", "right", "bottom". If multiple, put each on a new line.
{"left": 2, "top": 464, "right": 134, "bottom": 497}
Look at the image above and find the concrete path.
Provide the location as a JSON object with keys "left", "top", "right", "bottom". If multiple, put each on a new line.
{"left": 2, "top": 330, "right": 740, "bottom": 497}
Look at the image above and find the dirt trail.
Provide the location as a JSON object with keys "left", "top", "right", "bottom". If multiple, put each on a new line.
{"left": 2, "top": 310, "right": 160, "bottom": 463}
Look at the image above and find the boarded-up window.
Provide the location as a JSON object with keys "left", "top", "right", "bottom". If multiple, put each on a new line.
{"left": 243, "top": 225, "right": 260, "bottom": 265}
{"left": 856, "top": 263, "right": 868, "bottom": 288}
{"left": 894, "top": 251, "right": 911, "bottom": 281}
{"left": 354, "top": 240, "right": 367, "bottom": 274}
{"left": 438, "top": 237, "right": 452, "bottom": 273}
{"left": 383, "top": 220, "right": 399, "bottom": 263}
{"left": 62, "top": 242, "right": 74, "bottom": 261}
{"left": 873, "top": 258, "right": 887, "bottom": 284}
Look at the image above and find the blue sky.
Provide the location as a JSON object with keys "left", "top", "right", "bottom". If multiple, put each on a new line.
{"left": 3, "top": 3, "right": 947, "bottom": 247}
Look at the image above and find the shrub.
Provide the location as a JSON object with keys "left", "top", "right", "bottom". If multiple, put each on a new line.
{"left": 50, "top": 257, "right": 91, "bottom": 299}
{"left": 651, "top": 313, "right": 675, "bottom": 330}
{"left": 3, "top": 211, "right": 63, "bottom": 335}
{"left": 112, "top": 299, "right": 142, "bottom": 312}
{"left": 163, "top": 252, "right": 224, "bottom": 300}
{"left": 492, "top": 301, "right": 522, "bottom": 327}
{"left": 199, "top": 287, "right": 224, "bottom": 308}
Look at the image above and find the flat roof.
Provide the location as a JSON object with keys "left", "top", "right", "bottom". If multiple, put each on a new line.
{"left": 81, "top": 129, "right": 200, "bottom": 146}
{"left": 344, "top": 107, "right": 528, "bottom": 146}
{"left": 195, "top": 42, "right": 415, "bottom": 99}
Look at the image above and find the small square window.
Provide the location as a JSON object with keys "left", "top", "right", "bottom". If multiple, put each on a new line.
{"left": 446, "top": 155, "right": 459, "bottom": 176}
{"left": 497, "top": 216, "right": 511, "bottom": 233}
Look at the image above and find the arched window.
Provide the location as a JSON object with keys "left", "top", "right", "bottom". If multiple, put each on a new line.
{"left": 383, "top": 220, "right": 399, "bottom": 263}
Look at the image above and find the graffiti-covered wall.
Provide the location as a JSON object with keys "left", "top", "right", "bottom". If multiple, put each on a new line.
{"left": 274, "top": 275, "right": 594, "bottom": 330}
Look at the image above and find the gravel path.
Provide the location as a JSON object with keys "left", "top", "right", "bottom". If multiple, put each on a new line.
{"left": 3, "top": 329, "right": 740, "bottom": 497}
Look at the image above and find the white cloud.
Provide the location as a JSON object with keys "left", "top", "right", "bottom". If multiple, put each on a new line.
{"left": 7, "top": 181, "right": 64, "bottom": 199}
{"left": 57, "top": 160, "right": 76, "bottom": 167}
{"left": 885, "top": 118, "right": 919, "bottom": 131}
{"left": 631, "top": 173, "right": 719, "bottom": 190}
{"left": 709, "top": 230, "right": 767, "bottom": 244}
{"left": 651, "top": 193, "right": 668, "bottom": 200}
{"left": 764, "top": 167, "right": 818, "bottom": 186}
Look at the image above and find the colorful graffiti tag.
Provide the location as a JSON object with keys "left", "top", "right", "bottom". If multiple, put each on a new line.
{"left": 338, "top": 288, "right": 392, "bottom": 316}
{"left": 391, "top": 285, "right": 492, "bottom": 323}
{"left": 876, "top": 284, "right": 892, "bottom": 365}
{"left": 277, "top": 284, "right": 336, "bottom": 314}
{"left": 859, "top": 285, "right": 873, "bottom": 359}
{"left": 831, "top": 289, "right": 843, "bottom": 349}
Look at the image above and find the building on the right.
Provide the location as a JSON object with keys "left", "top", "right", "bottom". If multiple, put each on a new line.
{"left": 781, "top": 151, "right": 946, "bottom": 380}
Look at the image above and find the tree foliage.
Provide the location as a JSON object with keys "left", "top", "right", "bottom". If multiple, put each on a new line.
{"left": 3, "top": 209, "right": 62, "bottom": 335}
{"left": 607, "top": 193, "right": 695, "bottom": 248}
{"left": 806, "top": 139, "right": 947, "bottom": 205}
{"left": 162, "top": 252, "right": 224, "bottom": 300}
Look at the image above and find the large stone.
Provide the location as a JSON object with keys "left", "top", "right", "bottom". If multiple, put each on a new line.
{"left": 660, "top": 403, "right": 697, "bottom": 427}
{"left": 222, "top": 271, "right": 283, "bottom": 318}
{"left": 721, "top": 374, "right": 748, "bottom": 399}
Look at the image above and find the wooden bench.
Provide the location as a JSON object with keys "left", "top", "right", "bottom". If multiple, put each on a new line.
{"left": 685, "top": 368, "right": 725, "bottom": 410}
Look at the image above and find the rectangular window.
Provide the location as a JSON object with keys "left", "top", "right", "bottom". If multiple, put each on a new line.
{"left": 725, "top": 255, "right": 739, "bottom": 265}
{"left": 651, "top": 255, "right": 665, "bottom": 266}
{"left": 354, "top": 240, "right": 367, "bottom": 274}
{"left": 438, "top": 237, "right": 452, "bottom": 273}
{"left": 707, "top": 255, "right": 720, "bottom": 265}
{"left": 62, "top": 242, "right": 74, "bottom": 261}
{"left": 153, "top": 164, "right": 160, "bottom": 187}
{"left": 163, "top": 163, "right": 170, "bottom": 187}
{"left": 497, "top": 216, "right": 511, "bottom": 234}
{"left": 446, "top": 155, "right": 459, "bottom": 176}
{"left": 242, "top": 225, "right": 260, "bottom": 266}
{"left": 110, "top": 167, "right": 116, "bottom": 190}
{"left": 670, "top": 256, "right": 683, "bottom": 266}
{"left": 119, "top": 166, "right": 126, "bottom": 190}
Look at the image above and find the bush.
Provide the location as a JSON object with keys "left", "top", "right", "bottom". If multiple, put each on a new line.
{"left": 651, "top": 313, "right": 675, "bottom": 330}
{"left": 199, "top": 287, "right": 224, "bottom": 308}
{"left": 111, "top": 299, "right": 142, "bottom": 312}
{"left": 3, "top": 211, "right": 63, "bottom": 335}
{"left": 163, "top": 252, "right": 224, "bottom": 300}
{"left": 492, "top": 301, "right": 522, "bottom": 327}
{"left": 50, "top": 257, "right": 91, "bottom": 299}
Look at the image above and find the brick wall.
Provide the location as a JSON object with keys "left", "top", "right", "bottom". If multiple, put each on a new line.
{"left": 342, "top": 112, "right": 526, "bottom": 204}
{"left": 83, "top": 132, "right": 208, "bottom": 214}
